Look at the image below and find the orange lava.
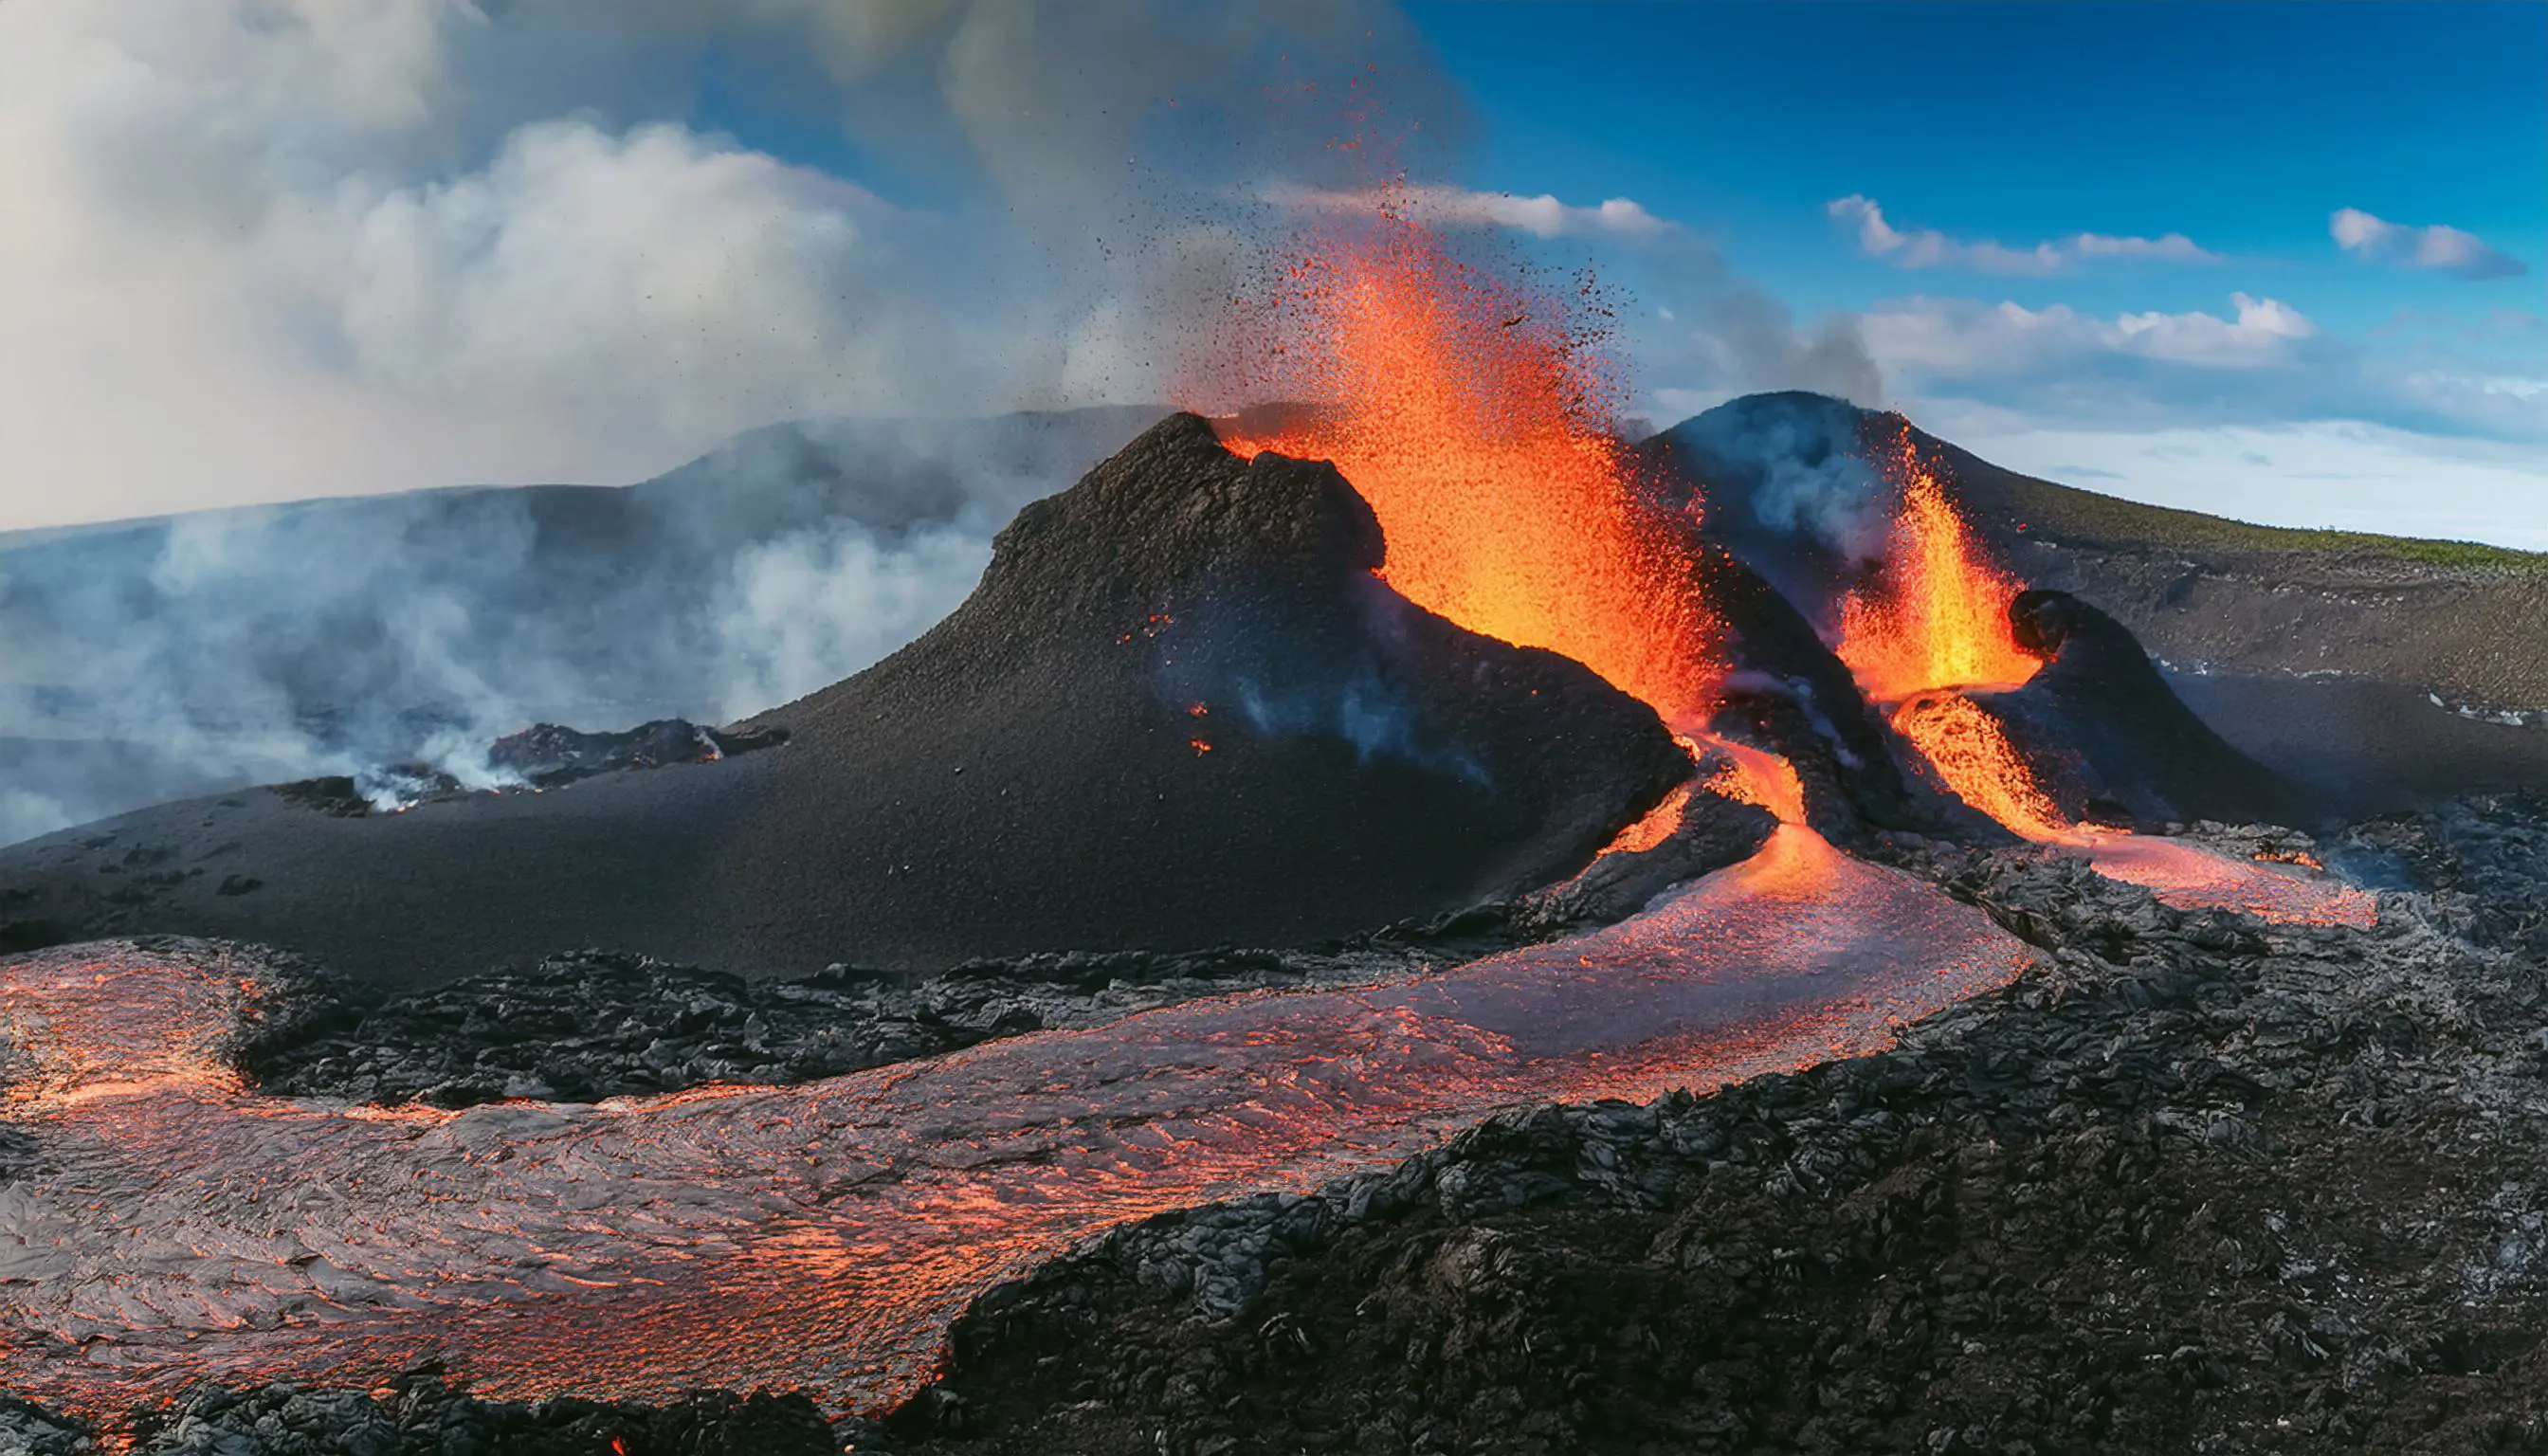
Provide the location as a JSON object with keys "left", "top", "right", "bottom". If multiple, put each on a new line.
{"left": 1837, "top": 433, "right": 2038, "bottom": 703}
{"left": 2083, "top": 834, "right": 2378, "bottom": 929}
{"left": 1888, "top": 694, "right": 2069, "bottom": 843}
{"left": 1599, "top": 781, "right": 1689, "bottom": 856}
{"left": 1702, "top": 736, "right": 1809, "bottom": 828}
{"left": 1599, "top": 734, "right": 1804, "bottom": 859}
{"left": 0, "top": 860, "right": 2033, "bottom": 1419}
{"left": 1212, "top": 195, "right": 1720, "bottom": 728}
{"left": 1892, "top": 691, "right": 2375, "bottom": 928}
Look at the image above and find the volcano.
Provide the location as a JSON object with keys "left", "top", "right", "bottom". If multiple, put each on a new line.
{"left": 0, "top": 416, "right": 1736, "bottom": 985}
{"left": 1975, "top": 588, "right": 2317, "bottom": 829}
{"left": 1646, "top": 391, "right": 2548, "bottom": 810}
{"left": 0, "top": 382, "right": 2515, "bottom": 1454}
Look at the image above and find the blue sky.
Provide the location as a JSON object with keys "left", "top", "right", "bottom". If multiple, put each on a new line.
{"left": 1414, "top": 2, "right": 2543, "bottom": 327}
{"left": 4, "top": 1, "right": 2540, "bottom": 542}
{"left": 1399, "top": 1, "right": 2547, "bottom": 542}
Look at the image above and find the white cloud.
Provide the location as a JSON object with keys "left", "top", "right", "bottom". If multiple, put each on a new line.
{"left": 1862, "top": 293, "right": 2313, "bottom": 373}
{"left": 1828, "top": 194, "right": 2217, "bottom": 275}
{"left": 0, "top": 0, "right": 1454, "bottom": 530}
{"left": 1269, "top": 183, "right": 1670, "bottom": 240}
{"left": 2332, "top": 208, "right": 2528, "bottom": 281}
{"left": 1842, "top": 287, "right": 2545, "bottom": 450}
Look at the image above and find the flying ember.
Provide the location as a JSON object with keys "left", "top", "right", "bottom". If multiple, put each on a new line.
{"left": 1837, "top": 431, "right": 2041, "bottom": 702}
{"left": 1214, "top": 192, "right": 1722, "bottom": 729}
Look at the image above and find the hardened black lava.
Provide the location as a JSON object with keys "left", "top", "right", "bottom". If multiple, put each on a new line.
{"left": 0, "top": 1377, "right": 842, "bottom": 1455}
{"left": 236, "top": 943, "right": 1440, "bottom": 1110}
{"left": 13, "top": 798, "right": 2548, "bottom": 1452}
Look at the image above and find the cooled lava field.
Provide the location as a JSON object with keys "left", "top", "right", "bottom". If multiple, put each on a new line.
{"left": 5, "top": 388, "right": 2548, "bottom": 1456}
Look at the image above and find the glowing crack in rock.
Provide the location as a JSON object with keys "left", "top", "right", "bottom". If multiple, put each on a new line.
{"left": 0, "top": 829, "right": 2025, "bottom": 1419}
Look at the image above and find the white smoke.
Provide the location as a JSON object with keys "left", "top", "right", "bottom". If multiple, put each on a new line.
{"left": 0, "top": 0, "right": 1472, "bottom": 841}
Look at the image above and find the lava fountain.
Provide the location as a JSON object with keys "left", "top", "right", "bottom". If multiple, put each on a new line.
{"left": 1837, "top": 430, "right": 2040, "bottom": 703}
{"left": 1213, "top": 195, "right": 1721, "bottom": 730}
{"left": 1833, "top": 428, "right": 2061, "bottom": 833}
{"left": 1836, "top": 433, "right": 2372, "bottom": 928}
{"left": 0, "top": 186, "right": 2296, "bottom": 1425}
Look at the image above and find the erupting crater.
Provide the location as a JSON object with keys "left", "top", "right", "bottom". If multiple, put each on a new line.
{"left": 1211, "top": 193, "right": 1721, "bottom": 730}
{"left": 1836, "top": 437, "right": 2372, "bottom": 929}
{"left": 0, "top": 177, "right": 2384, "bottom": 1443}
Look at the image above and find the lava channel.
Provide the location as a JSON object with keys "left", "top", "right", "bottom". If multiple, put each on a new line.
{"left": 0, "top": 831, "right": 2025, "bottom": 1420}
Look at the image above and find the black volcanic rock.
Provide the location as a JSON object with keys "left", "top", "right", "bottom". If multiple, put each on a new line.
{"left": 0, "top": 415, "right": 1708, "bottom": 986}
{"left": 877, "top": 799, "right": 2548, "bottom": 1456}
{"left": 1699, "top": 541, "right": 1918, "bottom": 838}
{"left": 486, "top": 718, "right": 787, "bottom": 788}
{"left": 1979, "top": 589, "right": 2317, "bottom": 828}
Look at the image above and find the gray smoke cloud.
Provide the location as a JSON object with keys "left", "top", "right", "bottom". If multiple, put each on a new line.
{"left": 1614, "top": 232, "right": 1884, "bottom": 433}
{"left": 0, "top": 407, "right": 1168, "bottom": 841}
{"left": 1685, "top": 291, "right": 1886, "bottom": 412}
{"left": 0, "top": 1, "right": 1474, "bottom": 842}
{"left": 0, "top": 3, "right": 1879, "bottom": 844}
{"left": 0, "top": 0, "right": 1468, "bottom": 527}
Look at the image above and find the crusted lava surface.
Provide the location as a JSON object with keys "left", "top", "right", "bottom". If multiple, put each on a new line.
{"left": 238, "top": 942, "right": 1450, "bottom": 1110}
{"left": 855, "top": 795, "right": 2548, "bottom": 1456}
{"left": 0, "top": 415, "right": 1716, "bottom": 987}
{"left": 25, "top": 796, "right": 2545, "bottom": 1453}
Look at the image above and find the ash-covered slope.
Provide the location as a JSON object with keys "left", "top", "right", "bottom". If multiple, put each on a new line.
{"left": 0, "top": 416, "right": 1700, "bottom": 985}
{"left": 1981, "top": 590, "right": 2317, "bottom": 829}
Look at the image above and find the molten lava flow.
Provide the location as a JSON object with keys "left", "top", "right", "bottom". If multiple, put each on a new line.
{"left": 1832, "top": 433, "right": 2071, "bottom": 849}
{"left": 1833, "top": 443, "right": 2370, "bottom": 927}
{"left": 1891, "top": 693, "right": 2373, "bottom": 927}
{"left": 1888, "top": 694, "right": 2070, "bottom": 843}
{"left": 1599, "top": 734, "right": 1805, "bottom": 859}
{"left": 1213, "top": 200, "right": 1720, "bottom": 728}
{"left": 1598, "top": 781, "right": 1690, "bottom": 856}
{"left": 1702, "top": 736, "right": 1808, "bottom": 828}
{"left": 0, "top": 865, "right": 2031, "bottom": 1420}
{"left": 1837, "top": 434, "right": 2039, "bottom": 702}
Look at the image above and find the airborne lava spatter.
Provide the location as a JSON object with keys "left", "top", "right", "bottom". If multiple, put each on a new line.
{"left": 1213, "top": 197, "right": 1721, "bottom": 729}
{"left": 1825, "top": 432, "right": 2080, "bottom": 843}
{"left": 1837, "top": 431, "right": 2040, "bottom": 703}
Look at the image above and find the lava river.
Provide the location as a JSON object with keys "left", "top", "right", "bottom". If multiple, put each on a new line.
{"left": 0, "top": 827, "right": 2027, "bottom": 1420}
